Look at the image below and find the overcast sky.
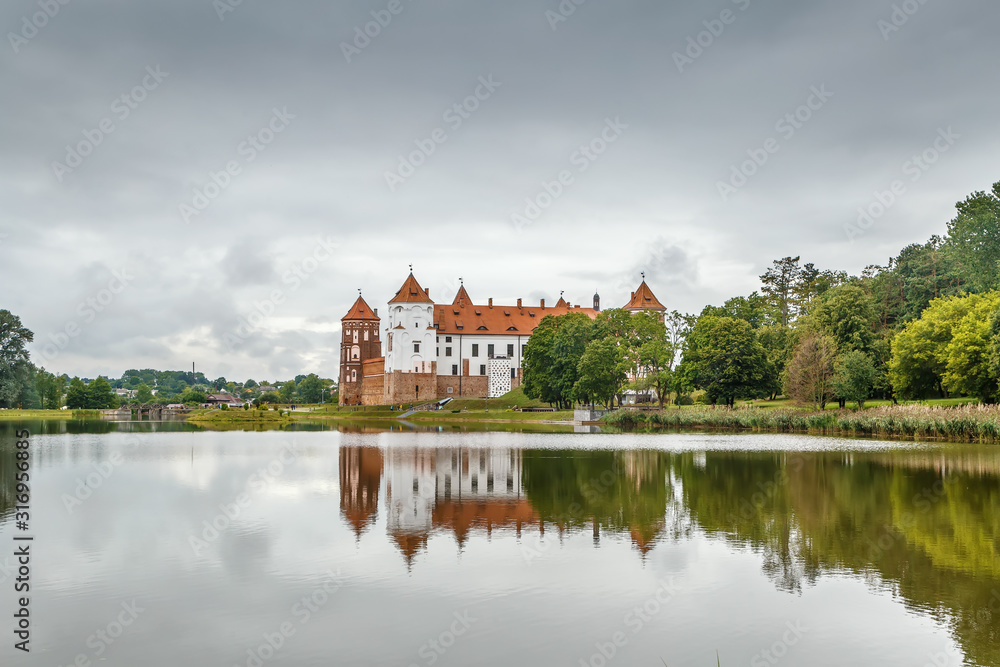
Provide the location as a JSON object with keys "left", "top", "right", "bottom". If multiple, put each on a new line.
{"left": 2, "top": 0, "right": 997, "bottom": 381}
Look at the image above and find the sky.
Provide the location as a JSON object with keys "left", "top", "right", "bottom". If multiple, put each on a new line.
{"left": 1, "top": 0, "right": 998, "bottom": 382}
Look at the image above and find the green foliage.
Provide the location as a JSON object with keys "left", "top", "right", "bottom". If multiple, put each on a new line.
{"left": 803, "top": 285, "right": 877, "bottom": 355}
{"left": 942, "top": 292, "right": 1000, "bottom": 402}
{"left": 296, "top": 373, "right": 324, "bottom": 404}
{"left": 682, "top": 316, "right": 772, "bottom": 406}
{"left": 889, "top": 294, "right": 977, "bottom": 399}
{"left": 832, "top": 350, "right": 877, "bottom": 408}
{"left": 945, "top": 181, "right": 1000, "bottom": 293}
{"left": 0, "top": 310, "right": 35, "bottom": 408}
{"left": 574, "top": 337, "right": 627, "bottom": 408}
{"left": 135, "top": 383, "right": 154, "bottom": 403}
{"left": 85, "top": 377, "right": 118, "bottom": 409}
{"left": 523, "top": 313, "right": 596, "bottom": 409}
{"left": 66, "top": 377, "right": 88, "bottom": 409}
{"left": 278, "top": 380, "right": 296, "bottom": 403}
{"left": 179, "top": 389, "right": 207, "bottom": 406}
{"left": 784, "top": 333, "right": 836, "bottom": 409}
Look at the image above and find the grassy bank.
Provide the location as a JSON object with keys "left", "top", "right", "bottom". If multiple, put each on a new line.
{"left": 603, "top": 404, "right": 1000, "bottom": 443}
{"left": 0, "top": 409, "right": 103, "bottom": 420}
{"left": 188, "top": 408, "right": 293, "bottom": 425}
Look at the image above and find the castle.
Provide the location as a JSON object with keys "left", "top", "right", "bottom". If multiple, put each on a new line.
{"left": 338, "top": 271, "right": 666, "bottom": 406}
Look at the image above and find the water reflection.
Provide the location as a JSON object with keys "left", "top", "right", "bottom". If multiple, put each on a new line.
{"left": 339, "top": 443, "right": 1000, "bottom": 665}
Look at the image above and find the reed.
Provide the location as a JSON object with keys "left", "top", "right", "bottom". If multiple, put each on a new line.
{"left": 603, "top": 403, "right": 1000, "bottom": 443}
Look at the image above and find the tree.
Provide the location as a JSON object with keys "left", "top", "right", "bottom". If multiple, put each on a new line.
{"left": 889, "top": 294, "right": 979, "bottom": 399}
{"left": 245, "top": 379, "right": 258, "bottom": 389}
{"left": 804, "top": 285, "right": 877, "bottom": 355}
{"left": 945, "top": 181, "right": 1000, "bottom": 293}
{"left": 523, "top": 313, "right": 595, "bottom": 410}
{"left": 942, "top": 292, "right": 1000, "bottom": 402}
{"left": 701, "top": 293, "right": 778, "bottom": 329}
{"left": 179, "top": 389, "right": 207, "bottom": 405}
{"left": 0, "top": 310, "right": 34, "bottom": 408}
{"left": 35, "top": 368, "right": 63, "bottom": 409}
{"left": 832, "top": 351, "right": 877, "bottom": 409}
{"left": 760, "top": 257, "right": 802, "bottom": 326}
{"left": 297, "top": 374, "right": 324, "bottom": 404}
{"left": 278, "top": 380, "right": 297, "bottom": 403}
{"left": 66, "top": 377, "right": 88, "bottom": 409}
{"left": 682, "top": 316, "right": 771, "bottom": 407}
{"left": 574, "top": 338, "right": 627, "bottom": 408}
{"left": 784, "top": 334, "right": 836, "bottom": 409}
{"left": 135, "top": 383, "right": 154, "bottom": 404}
{"left": 86, "top": 377, "right": 117, "bottom": 409}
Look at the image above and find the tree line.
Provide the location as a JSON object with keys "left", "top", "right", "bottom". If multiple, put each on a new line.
{"left": 523, "top": 179, "right": 1000, "bottom": 409}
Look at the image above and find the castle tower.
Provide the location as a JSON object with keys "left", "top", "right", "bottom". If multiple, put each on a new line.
{"left": 623, "top": 277, "right": 666, "bottom": 314}
{"left": 339, "top": 295, "right": 381, "bottom": 406}
{"left": 383, "top": 271, "right": 438, "bottom": 403}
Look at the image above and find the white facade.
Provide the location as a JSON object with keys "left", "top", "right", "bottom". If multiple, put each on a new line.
{"left": 384, "top": 301, "right": 437, "bottom": 375}
{"left": 385, "top": 448, "right": 436, "bottom": 535}
{"left": 433, "top": 334, "right": 527, "bottom": 379}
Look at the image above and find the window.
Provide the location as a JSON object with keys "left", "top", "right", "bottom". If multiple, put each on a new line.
{"left": 511, "top": 368, "right": 516, "bottom": 379}
{"left": 436, "top": 336, "right": 440, "bottom": 343}
{"left": 488, "top": 344, "right": 495, "bottom": 357}
{"left": 436, "top": 347, "right": 439, "bottom": 356}
{"left": 445, "top": 336, "right": 452, "bottom": 343}
{"left": 472, "top": 344, "right": 479, "bottom": 357}
{"left": 479, "top": 365, "right": 486, "bottom": 375}
{"left": 445, "top": 347, "right": 452, "bottom": 356}
{"left": 351, "top": 370, "right": 356, "bottom": 381}
{"left": 507, "top": 344, "right": 514, "bottom": 356}
{"left": 452, "top": 365, "right": 458, "bottom": 376}
{"left": 414, "top": 321, "right": 419, "bottom": 328}
{"left": 413, "top": 343, "right": 420, "bottom": 353}
{"left": 363, "top": 330, "right": 369, "bottom": 341}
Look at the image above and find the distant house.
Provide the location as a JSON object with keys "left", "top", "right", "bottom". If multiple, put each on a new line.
{"left": 115, "top": 388, "right": 137, "bottom": 399}
{"left": 206, "top": 393, "right": 246, "bottom": 408}
{"left": 256, "top": 385, "right": 278, "bottom": 394}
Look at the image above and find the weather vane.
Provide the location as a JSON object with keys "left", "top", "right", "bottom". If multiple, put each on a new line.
{"left": 459, "top": 276, "right": 463, "bottom": 285}
{"left": 641, "top": 271, "right": 646, "bottom": 281}
{"left": 409, "top": 263, "right": 413, "bottom": 273}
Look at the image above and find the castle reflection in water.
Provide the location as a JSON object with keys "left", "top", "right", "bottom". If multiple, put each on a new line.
{"left": 339, "top": 442, "right": 679, "bottom": 566}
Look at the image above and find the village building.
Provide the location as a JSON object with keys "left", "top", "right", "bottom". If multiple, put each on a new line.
{"left": 338, "top": 271, "right": 665, "bottom": 406}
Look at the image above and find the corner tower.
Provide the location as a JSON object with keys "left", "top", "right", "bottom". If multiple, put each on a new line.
{"left": 384, "top": 271, "right": 437, "bottom": 403}
{"left": 339, "top": 295, "right": 381, "bottom": 406}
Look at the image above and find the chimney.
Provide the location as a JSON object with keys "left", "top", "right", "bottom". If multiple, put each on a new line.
{"left": 631, "top": 291, "right": 635, "bottom": 300}
{"left": 374, "top": 308, "right": 378, "bottom": 317}
{"left": 426, "top": 288, "right": 430, "bottom": 297}
{"left": 540, "top": 299, "right": 545, "bottom": 308}
{"left": 517, "top": 298, "right": 522, "bottom": 308}
{"left": 488, "top": 298, "right": 493, "bottom": 308}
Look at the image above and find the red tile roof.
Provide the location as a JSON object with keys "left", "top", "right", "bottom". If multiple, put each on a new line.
{"left": 434, "top": 289, "right": 598, "bottom": 335}
{"left": 342, "top": 295, "right": 380, "bottom": 321}
{"left": 452, "top": 285, "right": 472, "bottom": 306}
{"left": 388, "top": 273, "right": 433, "bottom": 304}
{"left": 623, "top": 281, "right": 666, "bottom": 312}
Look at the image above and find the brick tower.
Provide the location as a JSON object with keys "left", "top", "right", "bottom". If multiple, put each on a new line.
{"left": 339, "top": 295, "right": 382, "bottom": 406}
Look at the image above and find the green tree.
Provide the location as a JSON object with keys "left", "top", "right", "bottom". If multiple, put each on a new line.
{"left": 179, "top": 389, "right": 207, "bottom": 405}
{"left": 945, "top": 181, "right": 1000, "bottom": 293}
{"left": 760, "top": 256, "right": 802, "bottom": 326}
{"left": 85, "top": 377, "right": 117, "bottom": 409}
{"left": 889, "top": 294, "right": 979, "bottom": 399}
{"left": 65, "top": 377, "right": 88, "bottom": 409}
{"left": 804, "top": 285, "right": 877, "bottom": 355}
{"left": 0, "top": 310, "right": 34, "bottom": 408}
{"left": 135, "top": 383, "right": 154, "bottom": 403}
{"left": 35, "top": 368, "right": 63, "bottom": 409}
{"left": 832, "top": 350, "right": 877, "bottom": 409}
{"left": 574, "top": 338, "right": 627, "bottom": 408}
{"left": 943, "top": 292, "right": 1000, "bottom": 402}
{"left": 278, "top": 380, "right": 297, "bottom": 403}
{"left": 682, "top": 316, "right": 771, "bottom": 407}
{"left": 297, "top": 374, "right": 324, "bottom": 404}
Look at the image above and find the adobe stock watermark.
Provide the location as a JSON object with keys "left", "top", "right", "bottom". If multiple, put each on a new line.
{"left": 7, "top": 0, "right": 73, "bottom": 54}
{"left": 223, "top": 236, "right": 338, "bottom": 351}
{"left": 750, "top": 621, "right": 808, "bottom": 667}
{"left": 407, "top": 610, "right": 477, "bottom": 667}
{"left": 717, "top": 85, "right": 833, "bottom": 203}
{"left": 878, "top": 0, "right": 932, "bottom": 41}
{"left": 61, "top": 451, "right": 125, "bottom": 513}
{"left": 545, "top": 0, "right": 590, "bottom": 31}
{"left": 384, "top": 75, "right": 502, "bottom": 192}
{"left": 51, "top": 65, "right": 169, "bottom": 182}
{"left": 579, "top": 577, "right": 680, "bottom": 667}
{"left": 511, "top": 116, "right": 628, "bottom": 233}
{"left": 341, "top": 0, "right": 417, "bottom": 63}
{"left": 673, "top": 0, "right": 754, "bottom": 74}
{"left": 38, "top": 267, "right": 135, "bottom": 364}
{"left": 844, "top": 127, "right": 958, "bottom": 243}
{"left": 178, "top": 107, "right": 295, "bottom": 223}
{"left": 234, "top": 570, "right": 344, "bottom": 667}
{"left": 189, "top": 442, "right": 300, "bottom": 556}
{"left": 58, "top": 600, "right": 145, "bottom": 667}
{"left": 213, "top": 0, "right": 247, "bottom": 21}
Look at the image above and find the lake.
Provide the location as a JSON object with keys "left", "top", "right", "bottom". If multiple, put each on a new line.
{"left": 1, "top": 421, "right": 998, "bottom": 666}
